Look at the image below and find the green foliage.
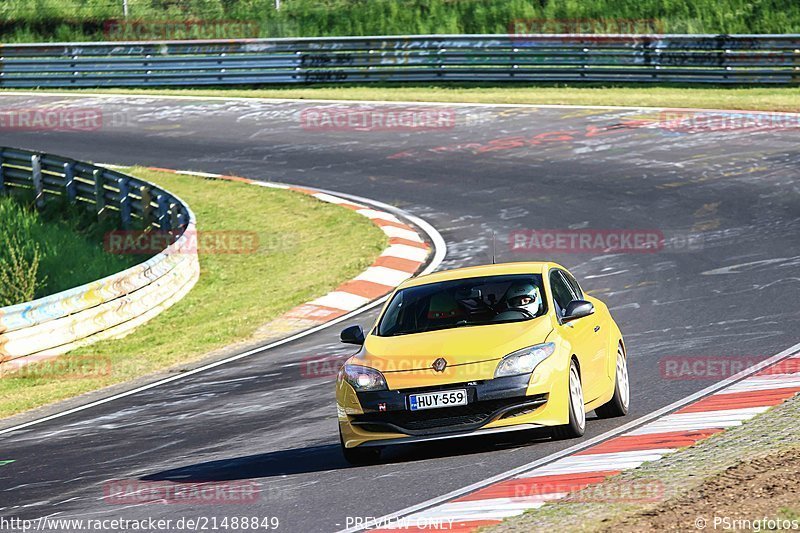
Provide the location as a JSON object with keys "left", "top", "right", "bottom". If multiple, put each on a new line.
{"left": 0, "top": 195, "right": 140, "bottom": 306}
{"left": 0, "top": 232, "right": 43, "bottom": 306}
{"left": 0, "top": 0, "right": 797, "bottom": 42}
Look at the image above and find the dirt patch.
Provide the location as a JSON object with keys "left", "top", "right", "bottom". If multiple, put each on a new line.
{"left": 608, "top": 447, "right": 800, "bottom": 531}
{"left": 487, "top": 392, "right": 800, "bottom": 533}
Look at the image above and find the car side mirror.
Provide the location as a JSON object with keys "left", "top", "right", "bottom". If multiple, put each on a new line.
{"left": 563, "top": 300, "right": 594, "bottom": 322}
{"left": 340, "top": 325, "right": 365, "bottom": 345}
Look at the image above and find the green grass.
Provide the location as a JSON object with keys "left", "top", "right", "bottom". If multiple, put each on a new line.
{"left": 15, "top": 85, "right": 800, "bottom": 112}
{"left": 780, "top": 508, "right": 800, "bottom": 521}
{"left": 0, "top": 194, "right": 141, "bottom": 306}
{"left": 0, "top": 167, "right": 388, "bottom": 418}
{"left": 1, "top": 0, "right": 798, "bottom": 42}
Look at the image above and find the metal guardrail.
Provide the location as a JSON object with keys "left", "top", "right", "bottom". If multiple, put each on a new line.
{"left": 0, "top": 148, "right": 199, "bottom": 365}
{"left": 1, "top": 34, "right": 799, "bottom": 87}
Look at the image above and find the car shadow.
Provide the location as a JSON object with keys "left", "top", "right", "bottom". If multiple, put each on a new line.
{"left": 141, "top": 427, "right": 556, "bottom": 483}
{"left": 141, "top": 444, "right": 348, "bottom": 482}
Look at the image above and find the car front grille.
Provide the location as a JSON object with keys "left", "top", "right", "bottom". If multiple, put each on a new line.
{"left": 351, "top": 394, "right": 547, "bottom": 436}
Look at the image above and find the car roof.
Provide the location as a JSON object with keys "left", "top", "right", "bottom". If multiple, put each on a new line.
{"left": 399, "top": 262, "right": 566, "bottom": 289}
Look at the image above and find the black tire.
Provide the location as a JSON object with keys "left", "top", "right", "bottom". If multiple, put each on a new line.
{"left": 551, "top": 360, "right": 586, "bottom": 440}
{"left": 340, "top": 430, "right": 382, "bottom": 465}
{"left": 595, "top": 344, "right": 630, "bottom": 419}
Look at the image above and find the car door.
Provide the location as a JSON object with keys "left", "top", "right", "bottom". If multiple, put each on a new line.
{"left": 550, "top": 269, "right": 605, "bottom": 403}
{"left": 562, "top": 269, "right": 611, "bottom": 392}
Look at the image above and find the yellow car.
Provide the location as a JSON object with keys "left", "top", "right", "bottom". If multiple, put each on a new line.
{"left": 336, "top": 262, "right": 629, "bottom": 463}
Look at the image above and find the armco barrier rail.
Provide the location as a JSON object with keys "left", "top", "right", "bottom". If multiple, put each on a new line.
{"left": 0, "top": 148, "right": 199, "bottom": 367}
{"left": 1, "top": 34, "right": 799, "bottom": 87}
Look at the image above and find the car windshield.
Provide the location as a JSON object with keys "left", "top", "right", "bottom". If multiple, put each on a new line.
{"left": 376, "top": 274, "right": 547, "bottom": 337}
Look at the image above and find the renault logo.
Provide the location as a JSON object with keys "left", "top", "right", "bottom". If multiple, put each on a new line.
{"left": 432, "top": 358, "right": 448, "bottom": 373}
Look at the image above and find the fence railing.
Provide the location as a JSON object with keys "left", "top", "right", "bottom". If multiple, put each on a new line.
{"left": 1, "top": 34, "right": 798, "bottom": 87}
{"left": 0, "top": 148, "right": 199, "bottom": 367}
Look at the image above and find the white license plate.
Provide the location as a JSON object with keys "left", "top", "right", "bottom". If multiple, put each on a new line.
{"left": 408, "top": 389, "right": 468, "bottom": 411}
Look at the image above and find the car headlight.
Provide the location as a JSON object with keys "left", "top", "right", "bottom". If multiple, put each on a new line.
{"left": 495, "top": 343, "right": 556, "bottom": 378}
{"left": 339, "top": 364, "right": 388, "bottom": 392}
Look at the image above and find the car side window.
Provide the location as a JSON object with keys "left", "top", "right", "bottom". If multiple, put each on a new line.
{"left": 549, "top": 270, "right": 575, "bottom": 317}
{"left": 563, "top": 271, "right": 583, "bottom": 300}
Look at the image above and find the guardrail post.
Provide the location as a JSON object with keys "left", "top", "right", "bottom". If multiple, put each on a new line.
{"left": 140, "top": 185, "right": 153, "bottom": 227}
{"left": 93, "top": 168, "right": 106, "bottom": 216}
{"left": 0, "top": 153, "right": 5, "bottom": 194}
{"left": 31, "top": 154, "right": 44, "bottom": 209}
{"left": 157, "top": 194, "right": 171, "bottom": 231}
{"left": 510, "top": 46, "right": 516, "bottom": 79}
{"left": 643, "top": 38, "right": 657, "bottom": 81}
{"left": 169, "top": 202, "right": 181, "bottom": 230}
{"left": 64, "top": 162, "right": 76, "bottom": 203}
{"left": 118, "top": 177, "right": 131, "bottom": 229}
{"left": 582, "top": 44, "right": 589, "bottom": 79}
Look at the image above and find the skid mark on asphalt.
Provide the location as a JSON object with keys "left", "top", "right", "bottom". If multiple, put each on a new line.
{"left": 701, "top": 256, "right": 800, "bottom": 276}
{"left": 1, "top": 93, "right": 797, "bottom": 532}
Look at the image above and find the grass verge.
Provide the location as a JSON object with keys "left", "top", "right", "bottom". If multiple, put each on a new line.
{"left": 0, "top": 194, "right": 140, "bottom": 306}
{"left": 8, "top": 85, "right": 800, "bottom": 112}
{"left": 2, "top": 0, "right": 798, "bottom": 42}
{"left": 0, "top": 167, "right": 388, "bottom": 418}
{"left": 486, "top": 392, "right": 800, "bottom": 532}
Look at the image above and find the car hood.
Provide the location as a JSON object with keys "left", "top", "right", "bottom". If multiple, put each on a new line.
{"left": 353, "top": 316, "right": 553, "bottom": 388}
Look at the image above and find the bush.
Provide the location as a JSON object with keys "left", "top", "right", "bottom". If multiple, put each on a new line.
{"left": 0, "top": 233, "right": 43, "bottom": 307}
{"left": 0, "top": 195, "right": 141, "bottom": 307}
{"left": 0, "top": 0, "right": 798, "bottom": 41}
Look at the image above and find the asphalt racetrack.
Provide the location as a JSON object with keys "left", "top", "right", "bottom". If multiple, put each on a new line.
{"left": 0, "top": 94, "right": 798, "bottom": 532}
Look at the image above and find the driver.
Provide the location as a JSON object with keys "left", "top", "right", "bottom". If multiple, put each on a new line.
{"left": 504, "top": 282, "right": 542, "bottom": 316}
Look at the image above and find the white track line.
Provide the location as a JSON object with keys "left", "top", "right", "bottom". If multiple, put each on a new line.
{"left": 356, "top": 209, "right": 401, "bottom": 223}
{"left": 517, "top": 449, "right": 677, "bottom": 477}
{"left": 0, "top": 189, "right": 447, "bottom": 437}
{"left": 626, "top": 407, "right": 770, "bottom": 435}
{"left": 355, "top": 266, "right": 413, "bottom": 286}
{"left": 381, "top": 244, "right": 430, "bottom": 262}
{"left": 723, "top": 374, "right": 800, "bottom": 393}
{"left": 310, "top": 291, "right": 371, "bottom": 312}
{"left": 337, "top": 340, "right": 800, "bottom": 533}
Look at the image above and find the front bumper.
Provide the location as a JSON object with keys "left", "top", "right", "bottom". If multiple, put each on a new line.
{"left": 356, "top": 422, "right": 544, "bottom": 448}
{"left": 339, "top": 371, "right": 568, "bottom": 448}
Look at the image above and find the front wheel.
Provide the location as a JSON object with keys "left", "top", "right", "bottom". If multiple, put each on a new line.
{"left": 595, "top": 343, "right": 630, "bottom": 419}
{"left": 551, "top": 360, "right": 586, "bottom": 440}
